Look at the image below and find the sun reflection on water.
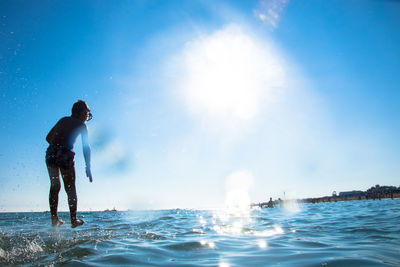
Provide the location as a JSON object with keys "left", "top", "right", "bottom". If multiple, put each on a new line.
{"left": 194, "top": 170, "right": 289, "bottom": 253}
{"left": 258, "top": 240, "right": 268, "bottom": 249}
{"left": 252, "top": 225, "right": 284, "bottom": 237}
{"left": 208, "top": 205, "right": 286, "bottom": 241}
{"left": 200, "top": 240, "right": 216, "bottom": 249}
{"left": 201, "top": 169, "right": 287, "bottom": 239}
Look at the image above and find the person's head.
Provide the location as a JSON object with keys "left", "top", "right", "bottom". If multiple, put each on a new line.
{"left": 72, "top": 100, "right": 92, "bottom": 122}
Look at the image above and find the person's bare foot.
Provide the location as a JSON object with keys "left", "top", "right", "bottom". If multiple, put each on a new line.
{"left": 52, "top": 218, "right": 65, "bottom": 227}
{"left": 71, "top": 219, "right": 84, "bottom": 228}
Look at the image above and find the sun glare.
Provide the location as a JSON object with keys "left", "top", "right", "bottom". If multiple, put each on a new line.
{"left": 178, "top": 25, "right": 285, "bottom": 121}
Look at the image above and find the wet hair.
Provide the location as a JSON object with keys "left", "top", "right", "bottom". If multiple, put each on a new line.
{"left": 71, "top": 100, "right": 90, "bottom": 117}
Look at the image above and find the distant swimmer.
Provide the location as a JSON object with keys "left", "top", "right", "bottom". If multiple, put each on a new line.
{"left": 267, "top": 197, "right": 274, "bottom": 208}
{"left": 45, "top": 100, "right": 93, "bottom": 228}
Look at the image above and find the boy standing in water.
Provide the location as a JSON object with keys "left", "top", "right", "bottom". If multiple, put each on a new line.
{"left": 45, "top": 100, "right": 93, "bottom": 228}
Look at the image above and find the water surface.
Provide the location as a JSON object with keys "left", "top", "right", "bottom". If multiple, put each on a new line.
{"left": 1, "top": 199, "right": 399, "bottom": 266}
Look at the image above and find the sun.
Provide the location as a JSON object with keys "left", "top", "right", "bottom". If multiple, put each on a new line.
{"left": 178, "top": 25, "right": 286, "bottom": 121}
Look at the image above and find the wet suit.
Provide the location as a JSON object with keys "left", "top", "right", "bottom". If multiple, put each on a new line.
{"left": 46, "top": 116, "right": 90, "bottom": 226}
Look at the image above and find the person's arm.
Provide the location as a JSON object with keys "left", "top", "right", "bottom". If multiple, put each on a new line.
{"left": 81, "top": 126, "right": 93, "bottom": 182}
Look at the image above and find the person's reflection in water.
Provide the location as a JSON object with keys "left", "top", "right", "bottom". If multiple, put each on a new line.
{"left": 45, "top": 100, "right": 93, "bottom": 228}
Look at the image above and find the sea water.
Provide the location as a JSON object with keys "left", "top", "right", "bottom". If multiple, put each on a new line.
{"left": 1, "top": 199, "right": 399, "bottom": 266}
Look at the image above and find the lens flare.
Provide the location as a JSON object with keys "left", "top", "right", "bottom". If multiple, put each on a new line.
{"left": 225, "top": 170, "right": 253, "bottom": 213}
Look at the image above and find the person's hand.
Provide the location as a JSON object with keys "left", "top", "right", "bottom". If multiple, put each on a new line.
{"left": 86, "top": 166, "right": 93, "bottom": 183}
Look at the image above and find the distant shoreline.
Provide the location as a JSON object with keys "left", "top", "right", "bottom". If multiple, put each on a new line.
{"left": 251, "top": 194, "right": 400, "bottom": 208}
{"left": 252, "top": 184, "right": 400, "bottom": 208}
{"left": 300, "top": 193, "right": 400, "bottom": 204}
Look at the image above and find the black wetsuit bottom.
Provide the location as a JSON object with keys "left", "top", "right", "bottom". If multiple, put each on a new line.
{"left": 46, "top": 145, "right": 78, "bottom": 222}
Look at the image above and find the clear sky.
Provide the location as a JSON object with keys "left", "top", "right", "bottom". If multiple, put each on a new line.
{"left": 1, "top": 0, "right": 399, "bottom": 212}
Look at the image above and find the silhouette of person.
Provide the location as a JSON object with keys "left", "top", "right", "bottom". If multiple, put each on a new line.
{"left": 45, "top": 100, "right": 93, "bottom": 228}
{"left": 267, "top": 197, "right": 274, "bottom": 208}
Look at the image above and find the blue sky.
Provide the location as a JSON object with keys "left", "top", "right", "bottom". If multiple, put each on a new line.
{"left": 1, "top": 0, "right": 399, "bottom": 211}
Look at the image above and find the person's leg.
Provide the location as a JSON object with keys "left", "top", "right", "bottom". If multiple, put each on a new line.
{"left": 60, "top": 166, "right": 84, "bottom": 228}
{"left": 47, "top": 164, "right": 64, "bottom": 226}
